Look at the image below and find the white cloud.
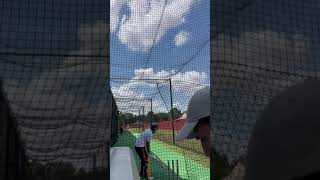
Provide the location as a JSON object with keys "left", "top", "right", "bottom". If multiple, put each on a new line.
{"left": 130, "top": 68, "right": 173, "bottom": 84}
{"left": 111, "top": 0, "right": 195, "bottom": 51}
{"left": 110, "top": 0, "right": 127, "bottom": 33}
{"left": 111, "top": 83, "right": 148, "bottom": 113}
{"left": 130, "top": 68, "right": 209, "bottom": 92}
{"left": 111, "top": 84, "right": 144, "bottom": 99}
{"left": 175, "top": 31, "right": 190, "bottom": 46}
{"left": 171, "top": 70, "right": 208, "bottom": 93}
{"left": 112, "top": 68, "right": 209, "bottom": 113}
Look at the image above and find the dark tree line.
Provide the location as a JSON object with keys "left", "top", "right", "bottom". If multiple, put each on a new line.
{"left": 118, "top": 108, "right": 183, "bottom": 125}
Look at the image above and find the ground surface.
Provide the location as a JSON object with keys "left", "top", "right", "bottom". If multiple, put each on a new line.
{"left": 113, "top": 129, "right": 210, "bottom": 180}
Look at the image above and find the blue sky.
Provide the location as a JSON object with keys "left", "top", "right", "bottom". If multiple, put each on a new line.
{"left": 110, "top": 0, "right": 210, "bottom": 114}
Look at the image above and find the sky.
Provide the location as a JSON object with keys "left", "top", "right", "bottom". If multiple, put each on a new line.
{"left": 110, "top": 0, "right": 210, "bottom": 114}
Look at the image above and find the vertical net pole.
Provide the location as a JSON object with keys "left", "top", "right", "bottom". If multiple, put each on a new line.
{"left": 167, "top": 160, "right": 170, "bottom": 180}
{"left": 150, "top": 98, "right": 153, "bottom": 124}
{"left": 138, "top": 109, "right": 141, "bottom": 133}
{"left": 176, "top": 160, "right": 179, "bottom": 179}
{"left": 169, "top": 79, "right": 175, "bottom": 145}
{"left": 172, "top": 160, "right": 175, "bottom": 180}
{"left": 142, "top": 106, "right": 145, "bottom": 133}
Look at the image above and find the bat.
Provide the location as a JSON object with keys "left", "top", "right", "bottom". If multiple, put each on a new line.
{"left": 150, "top": 154, "right": 166, "bottom": 170}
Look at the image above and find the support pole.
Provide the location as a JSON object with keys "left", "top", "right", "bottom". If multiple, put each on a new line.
{"left": 139, "top": 109, "right": 141, "bottom": 132}
{"left": 150, "top": 99, "right": 153, "bottom": 113}
{"left": 150, "top": 99, "right": 153, "bottom": 124}
{"left": 169, "top": 79, "right": 175, "bottom": 144}
{"left": 142, "top": 106, "right": 145, "bottom": 131}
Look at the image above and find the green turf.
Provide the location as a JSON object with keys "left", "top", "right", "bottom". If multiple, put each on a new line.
{"left": 113, "top": 130, "right": 210, "bottom": 180}
{"left": 113, "top": 131, "right": 183, "bottom": 179}
{"left": 129, "top": 128, "right": 205, "bottom": 155}
{"left": 151, "top": 137, "right": 210, "bottom": 168}
{"left": 153, "top": 130, "right": 206, "bottom": 159}
{"left": 130, "top": 129, "right": 209, "bottom": 168}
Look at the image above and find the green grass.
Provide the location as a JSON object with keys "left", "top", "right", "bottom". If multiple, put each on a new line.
{"left": 128, "top": 128, "right": 205, "bottom": 154}
{"left": 153, "top": 130, "right": 205, "bottom": 155}
{"left": 151, "top": 137, "right": 209, "bottom": 168}
{"left": 113, "top": 129, "right": 210, "bottom": 180}
{"left": 126, "top": 128, "right": 209, "bottom": 168}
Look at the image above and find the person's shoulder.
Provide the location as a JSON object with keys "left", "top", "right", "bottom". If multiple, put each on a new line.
{"left": 146, "top": 129, "right": 152, "bottom": 134}
{"left": 142, "top": 129, "right": 149, "bottom": 134}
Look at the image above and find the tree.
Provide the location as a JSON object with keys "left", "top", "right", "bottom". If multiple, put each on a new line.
{"left": 169, "top": 108, "right": 182, "bottom": 119}
{"left": 155, "top": 112, "right": 169, "bottom": 121}
{"left": 145, "top": 111, "right": 154, "bottom": 123}
{"left": 118, "top": 108, "right": 182, "bottom": 125}
{"left": 118, "top": 112, "right": 136, "bottom": 124}
{"left": 118, "top": 112, "right": 126, "bottom": 125}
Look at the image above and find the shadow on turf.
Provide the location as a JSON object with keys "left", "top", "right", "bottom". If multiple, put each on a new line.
{"left": 113, "top": 131, "right": 188, "bottom": 180}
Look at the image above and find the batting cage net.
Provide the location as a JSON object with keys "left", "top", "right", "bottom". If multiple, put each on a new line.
{"left": 212, "top": 0, "right": 320, "bottom": 179}
{"left": 0, "top": 1, "right": 110, "bottom": 179}
{"left": 110, "top": 0, "right": 210, "bottom": 179}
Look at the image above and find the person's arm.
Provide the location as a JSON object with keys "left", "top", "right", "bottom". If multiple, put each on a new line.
{"left": 145, "top": 131, "right": 152, "bottom": 155}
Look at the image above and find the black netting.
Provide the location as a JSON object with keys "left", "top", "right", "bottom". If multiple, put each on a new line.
{"left": 110, "top": 0, "right": 210, "bottom": 179}
{"left": 212, "top": 0, "right": 320, "bottom": 179}
{"left": 1, "top": 0, "right": 110, "bottom": 179}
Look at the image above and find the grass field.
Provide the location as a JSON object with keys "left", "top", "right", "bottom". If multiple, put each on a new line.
{"left": 153, "top": 130, "right": 205, "bottom": 155}
{"left": 113, "top": 129, "right": 210, "bottom": 180}
{"left": 128, "top": 128, "right": 205, "bottom": 155}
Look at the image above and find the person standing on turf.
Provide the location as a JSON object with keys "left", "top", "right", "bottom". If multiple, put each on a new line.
{"left": 175, "top": 86, "right": 231, "bottom": 179}
{"left": 135, "top": 123, "right": 158, "bottom": 179}
{"left": 175, "top": 86, "right": 210, "bottom": 156}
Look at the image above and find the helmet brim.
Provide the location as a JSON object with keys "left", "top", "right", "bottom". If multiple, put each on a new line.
{"left": 175, "top": 121, "right": 198, "bottom": 141}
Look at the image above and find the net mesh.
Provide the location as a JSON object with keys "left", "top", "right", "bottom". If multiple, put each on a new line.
{"left": 1, "top": 0, "right": 110, "bottom": 179}
{"left": 212, "top": 0, "right": 320, "bottom": 179}
{"left": 110, "top": 0, "right": 210, "bottom": 179}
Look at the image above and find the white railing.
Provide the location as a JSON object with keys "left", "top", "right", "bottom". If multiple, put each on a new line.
{"left": 110, "top": 147, "right": 140, "bottom": 180}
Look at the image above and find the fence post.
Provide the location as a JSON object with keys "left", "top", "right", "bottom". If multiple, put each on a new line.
{"left": 169, "top": 79, "right": 175, "bottom": 144}
{"left": 150, "top": 98, "right": 153, "bottom": 124}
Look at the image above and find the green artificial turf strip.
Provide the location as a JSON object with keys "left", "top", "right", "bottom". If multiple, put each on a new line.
{"left": 133, "top": 132, "right": 210, "bottom": 180}
{"left": 153, "top": 130, "right": 207, "bottom": 160}
{"left": 151, "top": 137, "right": 210, "bottom": 168}
{"left": 113, "top": 130, "right": 210, "bottom": 180}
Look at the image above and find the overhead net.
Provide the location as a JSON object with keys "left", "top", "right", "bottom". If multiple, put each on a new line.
{"left": 212, "top": 0, "right": 320, "bottom": 179}
{"left": 110, "top": 0, "right": 210, "bottom": 179}
{"left": 0, "top": 0, "right": 110, "bottom": 179}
